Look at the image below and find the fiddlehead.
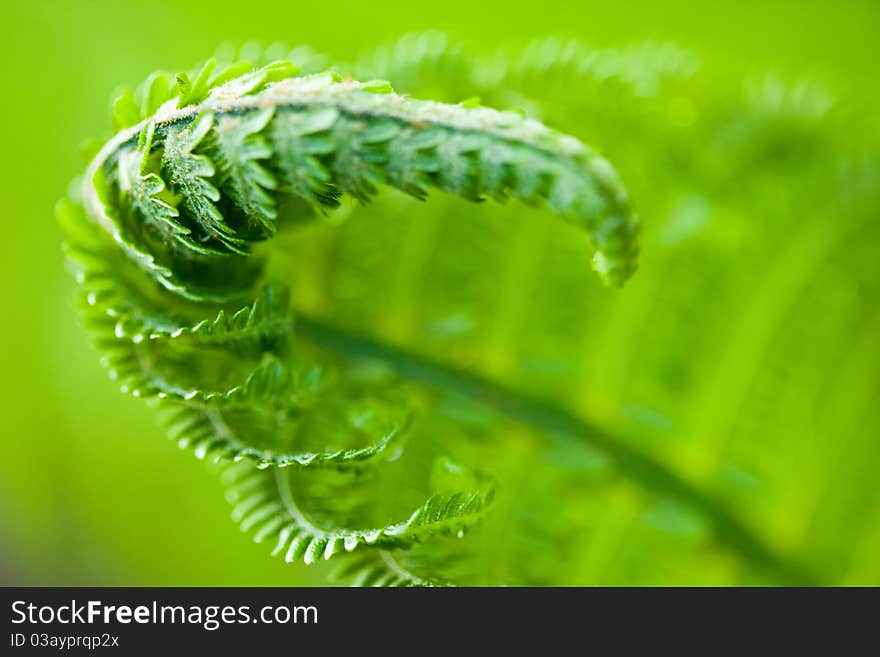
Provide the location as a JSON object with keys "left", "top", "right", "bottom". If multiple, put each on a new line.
{"left": 61, "top": 43, "right": 639, "bottom": 586}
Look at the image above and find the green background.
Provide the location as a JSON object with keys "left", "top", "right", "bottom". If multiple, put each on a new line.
{"left": 1, "top": 0, "right": 877, "bottom": 585}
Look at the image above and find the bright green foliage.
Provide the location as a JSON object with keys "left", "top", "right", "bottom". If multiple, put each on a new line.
{"left": 60, "top": 35, "right": 880, "bottom": 586}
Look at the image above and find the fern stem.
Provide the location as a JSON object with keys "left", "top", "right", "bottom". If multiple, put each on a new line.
{"left": 294, "top": 311, "right": 822, "bottom": 585}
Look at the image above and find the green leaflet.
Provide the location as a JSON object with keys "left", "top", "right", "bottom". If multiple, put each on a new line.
{"left": 269, "top": 106, "right": 343, "bottom": 210}
{"left": 161, "top": 113, "right": 245, "bottom": 255}
{"left": 212, "top": 107, "right": 279, "bottom": 234}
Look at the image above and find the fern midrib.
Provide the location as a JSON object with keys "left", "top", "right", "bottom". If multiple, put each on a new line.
{"left": 293, "top": 310, "right": 823, "bottom": 585}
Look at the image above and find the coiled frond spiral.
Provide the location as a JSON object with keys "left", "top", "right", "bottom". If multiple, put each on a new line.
{"left": 60, "top": 41, "right": 639, "bottom": 586}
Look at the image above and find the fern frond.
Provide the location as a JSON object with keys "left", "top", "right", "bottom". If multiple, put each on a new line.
{"left": 223, "top": 463, "right": 495, "bottom": 565}
{"left": 86, "top": 68, "right": 640, "bottom": 291}
{"left": 61, "top": 45, "right": 647, "bottom": 587}
{"left": 162, "top": 360, "right": 411, "bottom": 469}
{"left": 115, "top": 286, "right": 291, "bottom": 348}
{"left": 59, "top": 34, "right": 880, "bottom": 588}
